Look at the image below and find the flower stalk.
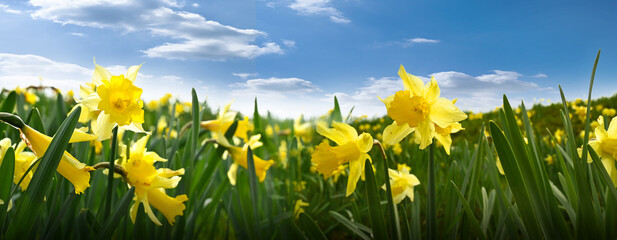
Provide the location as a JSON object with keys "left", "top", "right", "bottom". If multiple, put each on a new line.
{"left": 427, "top": 142, "right": 436, "bottom": 239}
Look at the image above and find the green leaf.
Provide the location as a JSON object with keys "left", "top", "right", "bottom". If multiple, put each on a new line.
{"left": 0, "top": 91, "right": 17, "bottom": 133}
{"left": 134, "top": 203, "right": 147, "bottom": 240}
{"left": 364, "top": 159, "right": 389, "bottom": 240}
{"left": 489, "top": 121, "right": 543, "bottom": 237}
{"left": 246, "top": 147, "right": 261, "bottom": 238}
{"left": 97, "top": 187, "right": 136, "bottom": 240}
{"left": 450, "top": 181, "right": 487, "bottom": 240}
{"left": 0, "top": 91, "right": 16, "bottom": 113}
{"left": 427, "top": 143, "right": 436, "bottom": 239}
{"left": 6, "top": 106, "right": 81, "bottom": 238}
{"left": 43, "top": 190, "right": 77, "bottom": 240}
{"left": 103, "top": 126, "right": 119, "bottom": 220}
{"left": 253, "top": 98, "right": 262, "bottom": 133}
{"left": 329, "top": 211, "right": 371, "bottom": 240}
{"left": 588, "top": 146, "right": 617, "bottom": 201}
{"left": 330, "top": 96, "right": 343, "bottom": 123}
{"left": 298, "top": 213, "right": 327, "bottom": 240}
{"left": 25, "top": 108, "right": 46, "bottom": 134}
{"left": 0, "top": 147, "right": 15, "bottom": 228}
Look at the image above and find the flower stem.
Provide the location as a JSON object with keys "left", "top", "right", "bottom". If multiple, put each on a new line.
{"left": 104, "top": 125, "right": 119, "bottom": 220}
{"left": 374, "top": 140, "right": 401, "bottom": 240}
{"left": 427, "top": 142, "right": 436, "bottom": 239}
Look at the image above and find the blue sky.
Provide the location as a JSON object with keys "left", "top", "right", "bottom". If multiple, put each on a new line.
{"left": 0, "top": 0, "right": 616, "bottom": 118}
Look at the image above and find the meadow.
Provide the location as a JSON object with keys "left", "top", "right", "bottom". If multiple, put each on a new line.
{"left": 0, "top": 50, "right": 616, "bottom": 239}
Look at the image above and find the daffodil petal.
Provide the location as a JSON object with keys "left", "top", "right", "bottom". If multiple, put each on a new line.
{"left": 398, "top": 65, "right": 424, "bottom": 95}
{"left": 94, "top": 112, "right": 115, "bottom": 141}
{"left": 332, "top": 122, "right": 359, "bottom": 141}
{"left": 148, "top": 189, "right": 188, "bottom": 225}
{"left": 430, "top": 98, "right": 467, "bottom": 128}
{"left": 416, "top": 120, "right": 434, "bottom": 149}
{"left": 355, "top": 133, "right": 373, "bottom": 153}
{"left": 346, "top": 160, "right": 363, "bottom": 197}
{"left": 93, "top": 59, "right": 111, "bottom": 86}
{"left": 227, "top": 163, "right": 238, "bottom": 186}
{"left": 424, "top": 77, "right": 440, "bottom": 105}
{"left": 382, "top": 122, "right": 414, "bottom": 145}
{"left": 607, "top": 116, "right": 617, "bottom": 137}
{"left": 435, "top": 133, "right": 452, "bottom": 155}
{"left": 316, "top": 121, "right": 348, "bottom": 145}
{"left": 68, "top": 129, "right": 97, "bottom": 143}
{"left": 126, "top": 64, "right": 142, "bottom": 82}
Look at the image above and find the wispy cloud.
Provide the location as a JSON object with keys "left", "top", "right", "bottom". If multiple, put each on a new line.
{"left": 0, "top": 4, "right": 22, "bottom": 14}
{"left": 232, "top": 72, "right": 258, "bottom": 79}
{"left": 27, "top": 0, "right": 285, "bottom": 60}
{"left": 532, "top": 73, "right": 548, "bottom": 78}
{"left": 289, "top": 0, "right": 350, "bottom": 24}
{"left": 70, "top": 32, "right": 85, "bottom": 37}
{"left": 231, "top": 77, "right": 321, "bottom": 94}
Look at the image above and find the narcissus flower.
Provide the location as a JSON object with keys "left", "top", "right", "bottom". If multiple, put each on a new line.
{"left": 218, "top": 135, "right": 274, "bottom": 185}
{"left": 0, "top": 138, "right": 37, "bottom": 190}
{"left": 583, "top": 116, "right": 617, "bottom": 185}
{"left": 380, "top": 65, "right": 467, "bottom": 151}
{"left": 116, "top": 135, "right": 188, "bottom": 226}
{"left": 294, "top": 199, "right": 309, "bottom": 219}
{"left": 382, "top": 164, "right": 420, "bottom": 204}
{"left": 201, "top": 101, "right": 252, "bottom": 141}
{"left": 311, "top": 121, "right": 373, "bottom": 196}
{"left": 76, "top": 61, "right": 146, "bottom": 141}
{"left": 294, "top": 115, "right": 313, "bottom": 143}
{"left": 19, "top": 125, "right": 96, "bottom": 194}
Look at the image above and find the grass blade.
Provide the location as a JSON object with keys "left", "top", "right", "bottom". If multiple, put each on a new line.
{"left": 450, "top": 181, "right": 487, "bottom": 240}
{"left": 6, "top": 106, "right": 81, "bottom": 238}
{"left": 97, "top": 187, "right": 136, "bottom": 240}
{"left": 364, "top": 159, "right": 389, "bottom": 240}
{"left": 298, "top": 213, "right": 327, "bottom": 240}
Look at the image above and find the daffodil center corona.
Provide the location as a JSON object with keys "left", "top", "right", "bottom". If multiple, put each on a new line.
{"left": 125, "top": 153, "right": 157, "bottom": 185}
{"left": 408, "top": 96, "right": 429, "bottom": 122}
{"left": 112, "top": 97, "right": 131, "bottom": 112}
{"left": 388, "top": 90, "right": 430, "bottom": 128}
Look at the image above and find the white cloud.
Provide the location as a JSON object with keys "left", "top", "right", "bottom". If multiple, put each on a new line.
{"left": 408, "top": 38, "right": 440, "bottom": 44}
{"left": 0, "top": 4, "right": 22, "bottom": 14}
{"left": 532, "top": 73, "right": 548, "bottom": 78}
{"left": 27, "top": 0, "right": 284, "bottom": 60}
{"left": 161, "top": 75, "right": 183, "bottom": 84}
{"left": 232, "top": 72, "right": 258, "bottom": 79}
{"left": 70, "top": 32, "right": 85, "bottom": 37}
{"left": 282, "top": 39, "right": 296, "bottom": 48}
{"left": 289, "top": 0, "right": 350, "bottom": 23}
{"left": 191, "top": 3, "right": 199, "bottom": 7}
{"left": 232, "top": 77, "right": 321, "bottom": 93}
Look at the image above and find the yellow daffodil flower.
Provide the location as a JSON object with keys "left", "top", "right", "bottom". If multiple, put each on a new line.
{"left": 218, "top": 135, "right": 274, "bottom": 185}
{"left": 495, "top": 156, "right": 505, "bottom": 175}
{"left": 434, "top": 122, "right": 464, "bottom": 155}
{"left": 19, "top": 125, "right": 96, "bottom": 194}
{"left": 201, "top": 101, "right": 252, "bottom": 141}
{"left": 116, "top": 135, "right": 188, "bottom": 226}
{"left": 584, "top": 116, "right": 617, "bottom": 185}
{"left": 294, "top": 199, "right": 309, "bottom": 219}
{"left": 294, "top": 115, "right": 313, "bottom": 143}
{"left": 382, "top": 164, "right": 420, "bottom": 204}
{"left": 279, "top": 140, "right": 288, "bottom": 168}
{"left": 0, "top": 138, "right": 37, "bottom": 190}
{"left": 380, "top": 65, "right": 467, "bottom": 151}
{"left": 76, "top": 61, "right": 146, "bottom": 141}
{"left": 311, "top": 121, "right": 373, "bottom": 196}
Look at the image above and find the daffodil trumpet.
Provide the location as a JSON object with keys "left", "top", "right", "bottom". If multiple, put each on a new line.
{"left": 0, "top": 112, "right": 96, "bottom": 194}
